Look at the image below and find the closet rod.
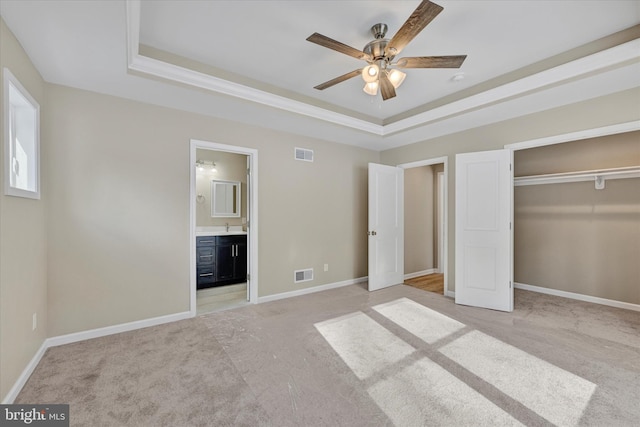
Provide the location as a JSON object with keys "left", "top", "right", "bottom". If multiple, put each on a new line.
{"left": 514, "top": 166, "right": 640, "bottom": 189}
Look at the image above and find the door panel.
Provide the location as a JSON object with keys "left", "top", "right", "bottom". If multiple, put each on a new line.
{"left": 368, "top": 163, "right": 404, "bottom": 291}
{"left": 455, "top": 150, "right": 513, "bottom": 311}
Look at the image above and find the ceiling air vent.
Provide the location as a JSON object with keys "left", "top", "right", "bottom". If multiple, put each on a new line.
{"left": 295, "top": 147, "right": 314, "bottom": 162}
{"left": 294, "top": 268, "right": 314, "bottom": 283}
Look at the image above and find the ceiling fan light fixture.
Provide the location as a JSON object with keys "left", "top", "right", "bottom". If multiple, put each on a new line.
{"left": 387, "top": 69, "right": 406, "bottom": 89}
{"left": 363, "top": 81, "right": 379, "bottom": 96}
{"left": 361, "top": 64, "right": 379, "bottom": 83}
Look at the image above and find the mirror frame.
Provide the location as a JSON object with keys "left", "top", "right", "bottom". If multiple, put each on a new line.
{"left": 211, "top": 179, "right": 241, "bottom": 217}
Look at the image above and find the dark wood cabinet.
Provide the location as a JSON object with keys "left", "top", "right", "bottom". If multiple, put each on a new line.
{"left": 196, "top": 235, "right": 247, "bottom": 289}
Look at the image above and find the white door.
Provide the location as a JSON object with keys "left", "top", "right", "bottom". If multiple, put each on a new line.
{"left": 455, "top": 150, "right": 513, "bottom": 311}
{"left": 246, "top": 155, "right": 251, "bottom": 302}
{"left": 368, "top": 163, "right": 404, "bottom": 291}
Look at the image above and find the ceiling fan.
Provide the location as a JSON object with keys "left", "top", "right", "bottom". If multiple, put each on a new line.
{"left": 306, "top": 0, "right": 467, "bottom": 101}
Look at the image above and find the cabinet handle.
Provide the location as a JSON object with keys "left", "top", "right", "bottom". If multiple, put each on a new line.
{"left": 199, "top": 255, "right": 213, "bottom": 259}
{"left": 200, "top": 240, "right": 214, "bottom": 244}
{"left": 199, "top": 273, "right": 213, "bottom": 277}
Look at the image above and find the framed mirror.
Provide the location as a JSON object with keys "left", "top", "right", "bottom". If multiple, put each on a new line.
{"left": 211, "top": 180, "right": 241, "bottom": 217}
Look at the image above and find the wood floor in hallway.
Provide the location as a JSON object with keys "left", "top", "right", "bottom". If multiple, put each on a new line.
{"left": 404, "top": 273, "right": 444, "bottom": 294}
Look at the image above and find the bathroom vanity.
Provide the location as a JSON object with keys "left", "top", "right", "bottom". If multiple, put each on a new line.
{"left": 196, "top": 232, "right": 247, "bottom": 289}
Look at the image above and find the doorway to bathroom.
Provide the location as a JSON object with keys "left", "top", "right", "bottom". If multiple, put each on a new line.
{"left": 190, "top": 139, "right": 258, "bottom": 316}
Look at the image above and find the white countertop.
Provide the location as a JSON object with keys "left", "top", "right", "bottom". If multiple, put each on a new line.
{"left": 196, "top": 231, "right": 247, "bottom": 237}
{"left": 195, "top": 226, "right": 247, "bottom": 237}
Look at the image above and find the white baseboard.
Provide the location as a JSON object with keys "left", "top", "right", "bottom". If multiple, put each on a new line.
{"left": 258, "top": 277, "right": 368, "bottom": 304}
{"left": 47, "top": 311, "right": 193, "bottom": 348}
{"left": 514, "top": 282, "right": 640, "bottom": 312}
{"left": 445, "top": 291, "right": 455, "bottom": 298}
{"left": 2, "top": 310, "right": 193, "bottom": 404}
{"left": 1, "top": 341, "right": 48, "bottom": 404}
{"left": 3, "top": 275, "right": 379, "bottom": 403}
{"left": 404, "top": 269, "right": 437, "bottom": 280}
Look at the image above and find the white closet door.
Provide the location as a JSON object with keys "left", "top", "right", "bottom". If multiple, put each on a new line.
{"left": 455, "top": 150, "right": 513, "bottom": 311}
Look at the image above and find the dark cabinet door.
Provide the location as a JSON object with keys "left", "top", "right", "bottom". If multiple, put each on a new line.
{"left": 216, "top": 241, "right": 235, "bottom": 281}
{"left": 234, "top": 241, "right": 247, "bottom": 281}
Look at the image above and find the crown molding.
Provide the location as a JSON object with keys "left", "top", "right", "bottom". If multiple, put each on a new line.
{"left": 382, "top": 40, "right": 640, "bottom": 136}
{"left": 126, "top": 0, "right": 639, "bottom": 139}
{"left": 505, "top": 121, "right": 640, "bottom": 151}
{"left": 125, "top": 1, "right": 381, "bottom": 135}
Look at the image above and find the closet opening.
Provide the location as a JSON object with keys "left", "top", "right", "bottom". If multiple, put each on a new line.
{"left": 508, "top": 126, "right": 639, "bottom": 311}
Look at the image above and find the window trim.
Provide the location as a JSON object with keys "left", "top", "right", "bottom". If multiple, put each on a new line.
{"left": 3, "top": 67, "right": 40, "bottom": 200}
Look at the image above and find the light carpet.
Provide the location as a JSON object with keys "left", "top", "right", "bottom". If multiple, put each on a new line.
{"left": 15, "top": 284, "right": 640, "bottom": 426}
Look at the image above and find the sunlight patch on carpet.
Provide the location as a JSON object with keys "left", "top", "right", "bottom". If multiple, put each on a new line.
{"left": 373, "top": 297, "right": 465, "bottom": 343}
{"left": 315, "top": 312, "right": 414, "bottom": 380}
{"left": 368, "top": 357, "right": 524, "bottom": 427}
{"left": 440, "top": 330, "right": 597, "bottom": 427}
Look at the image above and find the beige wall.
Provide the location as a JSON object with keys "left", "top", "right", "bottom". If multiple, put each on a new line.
{"left": 404, "top": 166, "right": 435, "bottom": 274}
{"left": 432, "top": 163, "right": 444, "bottom": 270}
{"left": 381, "top": 87, "right": 640, "bottom": 292}
{"left": 195, "top": 149, "right": 247, "bottom": 228}
{"left": 0, "top": 20, "right": 48, "bottom": 400}
{"left": 514, "top": 132, "right": 640, "bottom": 303}
{"left": 45, "top": 83, "right": 378, "bottom": 337}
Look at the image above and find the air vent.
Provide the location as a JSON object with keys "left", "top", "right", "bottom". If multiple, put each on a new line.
{"left": 295, "top": 147, "right": 314, "bottom": 162}
{"left": 294, "top": 268, "right": 314, "bottom": 283}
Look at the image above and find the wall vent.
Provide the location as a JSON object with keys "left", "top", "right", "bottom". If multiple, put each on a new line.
{"left": 294, "top": 268, "right": 314, "bottom": 283}
{"left": 295, "top": 147, "right": 314, "bottom": 162}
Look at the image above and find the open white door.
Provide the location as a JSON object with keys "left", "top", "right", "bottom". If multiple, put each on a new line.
{"left": 368, "top": 163, "right": 404, "bottom": 291}
{"left": 246, "top": 155, "right": 251, "bottom": 302}
{"left": 455, "top": 150, "right": 513, "bottom": 311}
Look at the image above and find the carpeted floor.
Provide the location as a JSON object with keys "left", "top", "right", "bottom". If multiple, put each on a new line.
{"left": 15, "top": 284, "right": 640, "bottom": 426}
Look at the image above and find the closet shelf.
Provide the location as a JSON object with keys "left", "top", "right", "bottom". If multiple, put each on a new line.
{"left": 514, "top": 166, "right": 640, "bottom": 189}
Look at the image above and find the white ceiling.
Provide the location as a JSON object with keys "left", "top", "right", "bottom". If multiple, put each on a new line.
{"left": 1, "top": 0, "right": 639, "bottom": 150}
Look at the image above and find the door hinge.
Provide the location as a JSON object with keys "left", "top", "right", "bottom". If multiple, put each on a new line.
{"left": 247, "top": 168, "right": 251, "bottom": 176}
{"left": 247, "top": 274, "right": 251, "bottom": 282}
{"left": 509, "top": 222, "right": 512, "bottom": 230}
{"left": 509, "top": 281, "right": 512, "bottom": 288}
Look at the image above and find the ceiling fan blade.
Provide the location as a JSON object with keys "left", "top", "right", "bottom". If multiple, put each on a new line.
{"left": 385, "top": 1, "right": 443, "bottom": 57}
{"left": 314, "top": 69, "right": 362, "bottom": 90}
{"left": 307, "top": 33, "right": 372, "bottom": 61}
{"left": 396, "top": 55, "right": 467, "bottom": 69}
{"left": 379, "top": 72, "right": 396, "bottom": 101}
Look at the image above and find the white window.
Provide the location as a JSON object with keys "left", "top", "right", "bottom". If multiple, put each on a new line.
{"left": 4, "top": 68, "right": 40, "bottom": 199}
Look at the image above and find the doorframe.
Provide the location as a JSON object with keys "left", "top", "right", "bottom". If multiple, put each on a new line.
{"left": 398, "top": 156, "right": 450, "bottom": 297}
{"left": 189, "top": 139, "right": 259, "bottom": 316}
{"left": 437, "top": 171, "right": 445, "bottom": 274}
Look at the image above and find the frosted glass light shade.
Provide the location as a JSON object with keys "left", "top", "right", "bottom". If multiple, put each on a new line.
{"left": 361, "top": 64, "right": 379, "bottom": 83}
{"left": 363, "top": 81, "right": 379, "bottom": 96}
{"left": 387, "top": 69, "right": 406, "bottom": 89}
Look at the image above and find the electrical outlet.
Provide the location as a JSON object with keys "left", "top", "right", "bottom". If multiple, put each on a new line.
{"left": 32, "top": 313, "right": 37, "bottom": 331}
{"left": 324, "top": 264, "right": 329, "bottom": 272}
